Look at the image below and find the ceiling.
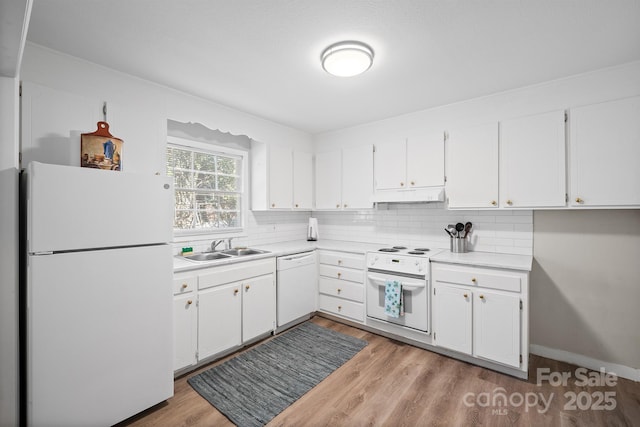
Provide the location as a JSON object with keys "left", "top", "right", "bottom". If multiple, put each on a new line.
{"left": 26, "top": 0, "right": 640, "bottom": 134}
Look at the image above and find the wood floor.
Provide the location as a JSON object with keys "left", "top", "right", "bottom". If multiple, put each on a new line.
{"left": 118, "top": 317, "right": 640, "bottom": 427}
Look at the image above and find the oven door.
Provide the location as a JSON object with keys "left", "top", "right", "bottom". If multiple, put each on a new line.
{"left": 366, "top": 270, "right": 429, "bottom": 332}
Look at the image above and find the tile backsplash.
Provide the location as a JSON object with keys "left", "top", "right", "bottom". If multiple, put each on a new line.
{"left": 313, "top": 203, "right": 533, "bottom": 255}
{"left": 173, "top": 203, "right": 533, "bottom": 256}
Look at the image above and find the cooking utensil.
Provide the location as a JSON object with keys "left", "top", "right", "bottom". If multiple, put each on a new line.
{"left": 444, "top": 228, "right": 454, "bottom": 237}
{"left": 455, "top": 223, "right": 465, "bottom": 235}
{"left": 464, "top": 222, "right": 472, "bottom": 238}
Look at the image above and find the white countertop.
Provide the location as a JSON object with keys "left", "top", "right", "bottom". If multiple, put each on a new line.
{"left": 174, "top": 239, "right": 533, "bottom": 273}
{"left": 173, "top": 239, "right": 381, "bottom": 272}
{"left": 430, "top": 250, "right": 533, "bottom": 271}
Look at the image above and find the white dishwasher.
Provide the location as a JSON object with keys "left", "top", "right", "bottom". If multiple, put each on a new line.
{"left": 276, "top": 251, "right": 317, "bottom": 330}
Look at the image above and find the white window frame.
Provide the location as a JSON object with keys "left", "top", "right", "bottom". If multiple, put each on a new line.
{"left": 166, "top": 135, "right": 248, "bottom": 238}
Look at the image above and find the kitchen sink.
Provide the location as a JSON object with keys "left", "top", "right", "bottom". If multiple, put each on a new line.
{"left": 183, "top": 252, "right": 233, "bottom": 262}
{"left": 181, "top": 247, "right": 269, "bottom": 262}
{"left": 222, "top": 248, "right": 269, "bottom": 256}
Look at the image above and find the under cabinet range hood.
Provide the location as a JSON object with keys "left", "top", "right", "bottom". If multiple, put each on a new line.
{"left": 371, "top": 187, "right": 445, "bottom": 203}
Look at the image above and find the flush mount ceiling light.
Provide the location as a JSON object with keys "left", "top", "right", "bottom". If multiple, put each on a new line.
{"left": 321, "top": 41, "right": 374, "bottom": 77}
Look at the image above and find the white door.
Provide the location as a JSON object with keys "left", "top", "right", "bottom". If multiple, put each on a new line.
{"left": 28, "top": 245, "right": 173, "bottom": 426}
{"left": 173, "top": 294, "right": 197, "bottom": 371}
{"left": 407, "top": 132, "right": 445, "bottom": 188}
{"left": 242, "top": 274, "right": 276, "bottom": 342}
{"left": 570, "top": 96, "right": 640, "bottom": 207}
{"left": 446, "top": 123, "right": 499, "bottom": 208}
{"left": 500, "top": 110, "right": 566, "bottom": 208}
{"left": 27, "top": 161, "right": 173, "bottom": 253}
{"left": 268, "top": 146, "right": 293, "bottom": 209}
{"left": 474, "top": 290, "right": 521, "bottom": 368}
{"left": 315, "top": 150, "right": 342, "bottom": 209}
{"left": 198, "top": 282, "right": 242, "bottom": 360}
{"left": 374, "top": 140, "right": 406, "bottom": 190}
{"left": 433, "top": 284, "right": 472, "bottom": 355}
{"left": 342, "top": 145, "right": 374, "bottom": 209}
{"left": 293, "top": 151, "right": 313, "bottom": 209}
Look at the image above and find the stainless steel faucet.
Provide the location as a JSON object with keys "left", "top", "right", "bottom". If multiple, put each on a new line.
{"left": 210, "top": 239, "right": 225, "bottom": 251}
{"left": 226, "top": 237, "right": 234, "bottom": 250}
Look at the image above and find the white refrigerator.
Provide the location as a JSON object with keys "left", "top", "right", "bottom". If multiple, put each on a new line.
{"left": 23, "top": 162, "right": 175, "bottom": 426}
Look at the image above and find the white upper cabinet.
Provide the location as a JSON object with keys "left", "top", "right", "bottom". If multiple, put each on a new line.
{"left": 315, "top": 150, "right": 342, "bottom": 209}
{"left": 251, "top": 140, "right": 312, "bottom": 210}
{"left": 407, "top": 133, "right": 445, "bottom": 188}
{"left": 446, "top": 123, "right": 499, "bottom": 208}
{"left": 342, "top": 145, "right": 374, "bottom": 209}
{"left": 315, "top": 145, "right": 373, "bottom": 210}
{"left": 569, "top": 96, "right": 640, "bottom": 207}
{"left": 292, "top": 151, "right": 313, "bottom": 210}
{"left": 499, "top": 110, "right": 566, "bottom": 208}
{"left": 374, "top": 139, "right": 406, "bottom": 190}
{"left": 374, "top": 133, "right": 444, "bottom": 190}
{"left": 268, "top": 145, "right": 293, "bottom": 209}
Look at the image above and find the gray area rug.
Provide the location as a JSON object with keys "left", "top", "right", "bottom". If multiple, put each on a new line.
{"left": 188, "top": 321, "right": 368, "bottom": 427}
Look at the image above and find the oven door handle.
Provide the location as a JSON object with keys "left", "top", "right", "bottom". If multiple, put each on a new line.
{"left": 367, "top": 274, "right": 426, "bottom": 289}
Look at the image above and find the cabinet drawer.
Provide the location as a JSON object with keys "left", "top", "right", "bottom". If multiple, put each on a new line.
{"left": 199, "top": 258, "right": 276, "bottom": 290}
{"left": 432, "top": 263, "right": 521, "bottom": 293}
{"left": 319, "top": 277, "right": 364, "bottom": 302}
{"left": 318, "top": 251, "right": 364, "bottom": 269}
{"left": 173, "top": 274, "right": 196, "bottom": 295}
{"left": 318, "top": 294, "right": 364, "bottom": 322}
{"left": 318, "top": 264, "right": 363, "bottom": 283}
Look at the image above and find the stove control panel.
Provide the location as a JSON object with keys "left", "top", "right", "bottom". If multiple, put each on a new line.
{"left": 367, "top": 252, "right": 430, "bottom": 276}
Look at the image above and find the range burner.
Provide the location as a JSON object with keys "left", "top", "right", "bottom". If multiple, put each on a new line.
{"left": 379, "top": 248, "right": 400, "bottom": 252}
{"left": 408, "top": 251, "right": 425, "bottom": 255}
{"left": 414, "top": 248, "right": 431, "bottom": 252}
{"left": 392, "top": 246, "right": 407, "bottom": 250}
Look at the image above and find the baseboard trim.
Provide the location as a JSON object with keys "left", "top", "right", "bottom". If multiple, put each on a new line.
{"left": 530, "top": 344, "right": 640, "bottom": 382}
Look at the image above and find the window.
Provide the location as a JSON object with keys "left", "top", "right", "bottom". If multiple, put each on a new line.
{"left": 166, "top": 137, "right": 245, "bottom": 234}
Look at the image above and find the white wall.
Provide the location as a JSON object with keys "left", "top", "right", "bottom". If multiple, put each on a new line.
{"left": 20, "top": 43, "right": 313, "bottom": 175}
{"left": 0, "top": 75, "right": 20, "bottom": 427}
{"left": 532, "top": 210, "right": 640, "bottom": 376}
{"left": 314, "top": 61, "right": 640, "bottom": 376}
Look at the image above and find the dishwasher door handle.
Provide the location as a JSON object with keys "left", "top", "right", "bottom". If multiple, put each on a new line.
{"left": 281, "top": 253, "right": 314, "bottom": 262}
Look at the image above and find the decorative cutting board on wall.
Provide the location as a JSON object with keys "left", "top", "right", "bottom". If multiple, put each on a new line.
{"left": 81, "top": 121, "right": 123, "bottom": 171}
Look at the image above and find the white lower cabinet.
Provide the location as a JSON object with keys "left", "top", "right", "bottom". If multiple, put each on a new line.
{"left": 173, "top": 258, "right": 276, "bottom": 373}
{"left": 173, "top": 293, "right": 198, "bottom": 371}
{"left": 432, "top": 262, "right": 528, "bottom": 374}
{"left": 317, "top": 250, "right": 365, "bottom": 322}
{"left": 242, "top": 274, "right": 277, "bottom": 342}
{"left": 198, "top": 282, "right": 242, "bottom": 361}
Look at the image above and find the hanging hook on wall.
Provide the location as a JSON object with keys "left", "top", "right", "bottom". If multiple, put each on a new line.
{"left": 102, "top": 101, "right": 108, "bottom": 122}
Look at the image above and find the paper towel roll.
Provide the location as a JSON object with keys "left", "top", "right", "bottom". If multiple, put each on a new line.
{"left": 307, "top": 217, "right": 318, "bottom": 241}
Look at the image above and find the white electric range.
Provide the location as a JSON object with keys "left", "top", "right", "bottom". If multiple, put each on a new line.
{"left": 365, "top": 246, "right": 442, "bottom": 332}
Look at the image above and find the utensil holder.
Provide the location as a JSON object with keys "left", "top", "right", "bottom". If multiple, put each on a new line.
{"left": 450, "top": 237, "right": 468, "bottom": 253}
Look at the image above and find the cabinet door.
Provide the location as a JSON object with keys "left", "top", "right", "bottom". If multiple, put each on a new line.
{"left": 433, "top": 284, "right": 472, "bottom": 355}
{"left": 268, "top": 146, "right": 293, "bottom": 209}
{"left": 374, "top": 140, "right": 406, "bottom": 190}
{"left": 198, "top": 283, "right": 241, "bottom": 360}
{"left": 173, "top": 294, "right": 197, "bottom": 371}
{"left": 474, "top": 290, "right": 520, "bottom": 368}
{"left": 293, "top": 151, "right": 313, "bottom": 209}
{"left": 242, "top": 274, "right": 275, "bottom": 342}
{"left": 315, "top": 150, "right": 342, "bottom": 209}
{"left": 342, "top": 145, "right": 374, "bottom": 209}
{"left": 446, "top": 123, "right": 499, "bottom": 208}
{"left": 570, "top": 96, "right": 640, "bottom": 207}
{"left": 500, "top": 111, "right": 566, "bottom": 207}
{"left": 407, "top": 132, "right": 445, "bottom": 188}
